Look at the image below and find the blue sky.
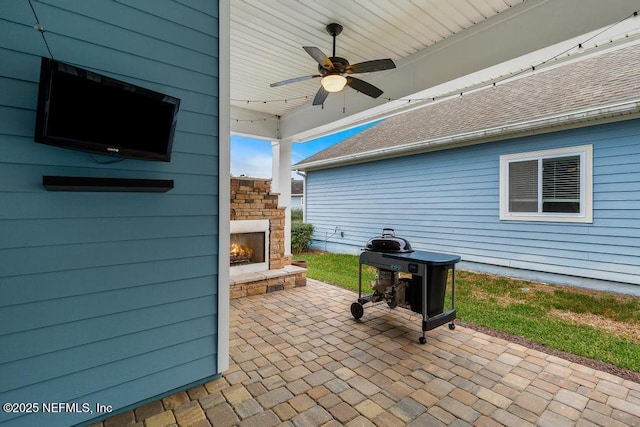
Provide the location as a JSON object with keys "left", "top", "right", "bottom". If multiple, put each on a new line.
{"left": 230, "top": 121, "right": 379, "bottom": 178}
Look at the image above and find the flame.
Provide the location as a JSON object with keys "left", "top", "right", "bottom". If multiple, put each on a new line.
{"left": 230, "top": 242, "right": 252, "bottom": 258}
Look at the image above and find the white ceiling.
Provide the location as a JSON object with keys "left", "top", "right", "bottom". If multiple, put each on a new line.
{"left": 229, "top": 0, "right": 640, "bottom": 141}
{"left": 230, "top": 0, "right": 523, "bottom": 117}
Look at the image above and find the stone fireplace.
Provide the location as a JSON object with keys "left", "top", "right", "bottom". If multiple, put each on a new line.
{"left": 229, "top": 177, "right": 305, "bottom": 298}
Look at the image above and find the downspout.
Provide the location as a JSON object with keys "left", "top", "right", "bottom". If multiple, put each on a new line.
{"left": 295, "top": 170, "right": 306, "bottom": 222}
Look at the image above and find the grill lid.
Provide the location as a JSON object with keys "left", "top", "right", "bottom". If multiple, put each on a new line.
{"left": 365, "top": 228, "right": 413, "bottom": 253}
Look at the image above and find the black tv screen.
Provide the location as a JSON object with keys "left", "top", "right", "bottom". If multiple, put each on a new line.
{"left": 35, "top": 58, "right": 180, "bottom": 162}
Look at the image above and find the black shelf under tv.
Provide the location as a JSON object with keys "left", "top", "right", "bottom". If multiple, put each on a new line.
{"left": 43, "top": 176, "right": 174, "bottom": 193}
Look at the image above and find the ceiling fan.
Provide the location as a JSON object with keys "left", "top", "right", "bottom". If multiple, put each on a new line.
{"left": 270, "top": 23, "right": 396, "bottom": 106}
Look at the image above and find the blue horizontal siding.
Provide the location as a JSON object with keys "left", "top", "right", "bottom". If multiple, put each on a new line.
{"left": 306, "top": 119, "right": 640, "bottom": 288}
{"left": 1, "top": 271, "right": 217, "bottom": 334}
{"left": 7, "top": 356, "right": 217, "bottom": 427}
{"left": 1, "top": 216, "right": 218, "bottom": 249}
{"left": 118, "top": 0, "right": 219, "bottom": 34}
{"left": 1, "top": 314, "right": 217, "bottom": 390}
{"left": 1, "top": 256, "right": 216, "bottom": 307}
{"left": 0, "top": 193, "right": 219, "bottom": 220}
{"left": 1, "top": 235, "right": 216, "bottom": 277}
{"left": 1, "top": 337, "right": 216, "bottom": 423}
{"left": 0, "top": 277, "right": 217, "bottom": 362}
{"left": 0, "top": 1, "right": 221, "bottom": 426}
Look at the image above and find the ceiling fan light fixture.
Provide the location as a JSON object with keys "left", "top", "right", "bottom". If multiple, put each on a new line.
{"left": 321, "top": 74, "right": 347, "bottom": 92}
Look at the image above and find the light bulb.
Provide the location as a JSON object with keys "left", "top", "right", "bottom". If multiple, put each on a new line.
{"left": 321, "top": 74, "right": 347, "bottom": 92}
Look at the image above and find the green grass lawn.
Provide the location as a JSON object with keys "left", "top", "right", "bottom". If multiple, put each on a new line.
{"left": 294, "top": 251, "right": 640, "bottom": 372}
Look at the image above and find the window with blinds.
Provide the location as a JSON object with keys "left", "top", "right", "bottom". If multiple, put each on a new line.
{"left": 542, "top": 155, "right": 580, "bottom": 213}
{"left": 500, "top": 145, "right": 592, "bottom": 222}
{"left": 508, "top": 159, "right": 538, "bottom": 212}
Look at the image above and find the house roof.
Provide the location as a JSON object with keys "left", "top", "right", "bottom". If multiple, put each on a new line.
{"left": 295, "top": 43, "right": 640, "bottom": 170}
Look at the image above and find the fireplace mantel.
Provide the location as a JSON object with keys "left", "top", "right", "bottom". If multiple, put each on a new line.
{"left": 230, "top": 219, "right": 269, "bottom": 234}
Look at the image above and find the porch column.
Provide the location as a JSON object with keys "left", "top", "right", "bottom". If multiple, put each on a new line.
{"left": 271, "top": 139, "right": 292, "bottom": 259}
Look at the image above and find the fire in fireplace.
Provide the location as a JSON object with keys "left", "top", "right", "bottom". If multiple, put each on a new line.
{"left": 230, "top": 242, "right": 252, "bottom": 265}
{"left": 229, "top": 219, "right": 270, "bottom": 274}
{"left": 230, "top": 232, "right": 265, "bottom": 266}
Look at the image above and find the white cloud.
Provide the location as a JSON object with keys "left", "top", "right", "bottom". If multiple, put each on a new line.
{"left": 231, "top": 153, "right": 272, "bottom": 178}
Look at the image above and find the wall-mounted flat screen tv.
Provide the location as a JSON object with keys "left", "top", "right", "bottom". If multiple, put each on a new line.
{"left": 35, "top": 57, "right": 180, "bottom": 162}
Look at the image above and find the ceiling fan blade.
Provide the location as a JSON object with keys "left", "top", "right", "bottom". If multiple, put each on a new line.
{"left": 303, "top": 46, "right": 334, "bottom": 70}
{"left": 270, "top": 75, "right": 321, "bottom": 87}
{"left": 312, "top": 86, "right": 329, "bottom": 105}
{"left": 346, "top": 59, "right": 396, "bottom": 74}
{"left": 346, "top": 76, "right": 384, "bottom": 98}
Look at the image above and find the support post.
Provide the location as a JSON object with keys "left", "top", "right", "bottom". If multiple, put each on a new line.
{"left": 271, "top": 139, "right": 293, "bottom": 260}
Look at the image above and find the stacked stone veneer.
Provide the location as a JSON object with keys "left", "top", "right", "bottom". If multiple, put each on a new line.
{"left": 230, "top": 177, "right": 305, "bottom": 298}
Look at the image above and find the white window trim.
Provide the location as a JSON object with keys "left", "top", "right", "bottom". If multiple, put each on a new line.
{"left": 499, "top": 145, "right": 593, "bottom": 223}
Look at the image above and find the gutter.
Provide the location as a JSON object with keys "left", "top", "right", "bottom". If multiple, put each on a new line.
{"left": 294, "top": 99, "right": 640, "bottom": 171}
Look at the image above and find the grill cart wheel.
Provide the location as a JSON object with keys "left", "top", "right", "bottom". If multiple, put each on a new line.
{"left": 419, "top": 337, "right": 427, "bottom": 345}
{"left": 449, "top": 322, "right": 456, "bottom": 330}
{"left": 351, "top": 302, "right": 364, "bottom": 320}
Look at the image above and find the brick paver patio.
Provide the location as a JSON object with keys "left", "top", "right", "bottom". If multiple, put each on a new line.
{"left": 99, "top": 279, "right": 640, "bottom": 426}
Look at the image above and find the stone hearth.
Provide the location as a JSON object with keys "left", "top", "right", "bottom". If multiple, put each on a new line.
{"left": 230, "top": 177, "right": 305, "bottom": 298}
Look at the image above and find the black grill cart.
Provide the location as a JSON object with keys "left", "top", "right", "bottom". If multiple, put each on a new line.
{"left": 351, "top": 249, "right": 461, "bottom": 344}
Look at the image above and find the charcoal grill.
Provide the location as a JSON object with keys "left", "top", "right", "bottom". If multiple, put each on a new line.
{"left": 351, "top": 229, "right": 461, "bottom": 344}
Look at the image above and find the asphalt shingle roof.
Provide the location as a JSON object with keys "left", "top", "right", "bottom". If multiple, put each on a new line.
{"left": 296, "top": 43, "right": 640, "bottom": 168}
